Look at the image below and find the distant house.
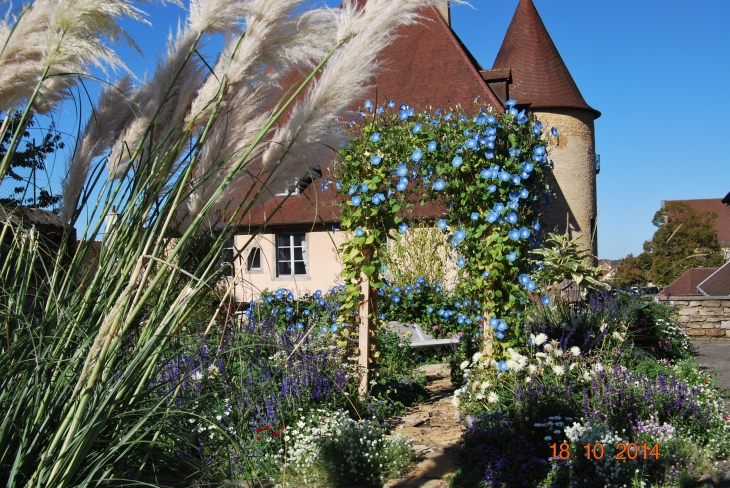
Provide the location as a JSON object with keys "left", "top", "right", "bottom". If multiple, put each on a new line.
{"left": 661, "top": 267, "right": 719, "bottom": 297}
{"left": 661, "top": 199, "right": 730, "bottom": 260}
{"left": 231, "top": 0, "right": 601, "bottom": 301}
{"left": 598, "top": 260, "right": 616, "bottom": 281}
{"left": 697, "top": 261, "right": 730, "bottom": 296}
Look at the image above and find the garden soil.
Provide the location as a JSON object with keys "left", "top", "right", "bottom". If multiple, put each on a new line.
{"left": 384, "top": 341, "right": 730, "bottom": 488}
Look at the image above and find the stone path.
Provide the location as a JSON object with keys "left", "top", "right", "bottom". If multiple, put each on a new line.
{"left": 384, "top": 364, "right": 462, "bottom": 488}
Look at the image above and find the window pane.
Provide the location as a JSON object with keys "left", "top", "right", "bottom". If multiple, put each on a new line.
{"left": 293, "top": 248, "right": 304, "bottom": 261}
{"left": 293, "top": 233, "right": 305, "bottom": 246}
{"left": 247, "top": 248, "right": 261, "bottom": 270}
{"left": 277, "top": 234, "right": 290, "bottom": 247}
{"left": 278, "top": 247, "right": 291, "bottom": 262}
{"left": 294, "top": 262, "right": 306, "bottom": 275}
{"left": 278, "top": 261, "right": 292, "bottom": 276}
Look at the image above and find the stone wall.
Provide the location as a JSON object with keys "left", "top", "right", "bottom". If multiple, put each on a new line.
{"left": 669, "top": 295, "right": 730, "bottom": 338}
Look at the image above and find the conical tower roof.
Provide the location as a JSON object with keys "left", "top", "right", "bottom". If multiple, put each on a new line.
{"left": 493, "top": 0, "right": 599, "bottom": 118}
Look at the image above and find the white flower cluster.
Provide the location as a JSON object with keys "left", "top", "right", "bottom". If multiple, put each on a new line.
{"left": 279, "top": 408, "right": 413, "bottom": 486}
{"left": 565, "top": 419, "right": 631, "bottom": 486}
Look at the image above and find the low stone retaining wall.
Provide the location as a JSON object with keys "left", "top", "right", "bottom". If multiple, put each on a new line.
{"left": 668, "top": 296, "right": 730, "bottom": 338}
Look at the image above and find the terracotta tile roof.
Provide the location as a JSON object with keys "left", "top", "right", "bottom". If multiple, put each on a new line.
{"left": 663, "top": 199, "right": 730, "bottom": 246}
{"left": 491, "top": 0, "right": 599, "bottom": 118}
{"left": 366, "top": 6, "right": 503, "bottom": 110}
{"left": 662, "top": 267, "right": 719, "bottom": 296}
{"left": 698, "top": 261, "right": 730, "bottom": 296}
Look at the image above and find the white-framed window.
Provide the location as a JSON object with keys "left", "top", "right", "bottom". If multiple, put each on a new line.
{"left": 275, "top": 178, "right": 300, "bottom": 197}
{"left": 220, "top": 239, "right": 236, "bottom": 277}
{"left": 246, "top": 247, "right": 262, "bottom": 271}
{"left": 276, "top": 233, "right": 307, "bottom": 276}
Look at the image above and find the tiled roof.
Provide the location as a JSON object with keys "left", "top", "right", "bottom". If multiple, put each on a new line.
{"left": 698, "top": 261, "right": 730, "bottom": 296}
{"left": 366, "top": 6, "right": 503, "bottom": 110}
{"left": 662, "top": 267, "right": 719, "bottom": 296}
{"left": 663, "top": 199, "right": 730, "bottom": 246}
{"left": 492, "top": 0, "right": 599, "bottom": 118}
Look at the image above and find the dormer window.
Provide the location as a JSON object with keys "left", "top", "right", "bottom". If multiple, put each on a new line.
{"left": 276, "top": 178, "right": 300, "bottom": 197}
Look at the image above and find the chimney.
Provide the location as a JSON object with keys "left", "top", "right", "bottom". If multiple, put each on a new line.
{"left": 437, "top": 3, "right": 450, "bottom": 27}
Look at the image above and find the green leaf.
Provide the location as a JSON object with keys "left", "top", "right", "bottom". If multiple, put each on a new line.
{"left": 362, "top": 265, "right": 376, "bottom": 277}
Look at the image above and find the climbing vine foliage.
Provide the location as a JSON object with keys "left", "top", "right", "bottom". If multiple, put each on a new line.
{"left": 332, "top": 101, "right": 555, "bottom": 357}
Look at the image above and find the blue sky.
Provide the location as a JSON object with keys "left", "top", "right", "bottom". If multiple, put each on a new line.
{"left": 29, "top": 0, "right": 730, "bottom": 257}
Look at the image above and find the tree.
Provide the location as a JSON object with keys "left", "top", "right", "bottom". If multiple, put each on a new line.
{"left": 613, "top": 253, "right": 646, "bottom": 288}
{"left": 0, "top": 111, "right": 63, "bottom": 209}
{"left": 645, "top": 201, "right": 725, "bottom": 287}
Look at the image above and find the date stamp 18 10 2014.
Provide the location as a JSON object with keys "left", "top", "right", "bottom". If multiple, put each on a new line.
{"left": 550, "top": 442, "right": 660, "bottom": 461}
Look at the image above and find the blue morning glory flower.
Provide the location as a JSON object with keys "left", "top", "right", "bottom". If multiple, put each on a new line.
{"left": 376, "top": 106, "right": 383, "bottom": 115}
{"left": 409, "top": 168, "right": 419, "bottom": 179}
{"left": 465, "top": 138, "right": 477, "bottom": 149}
{"left": 494, "top": 202, "right": 505, "bottom": 213}
{"left": 507, "top": 201, "right": 519, "bottom": 210}
{"left": 551, "top": 127, "right": 559, "bottom": 137}
{"left": 303, "top": 309, "right": 311, "bottom": 315}
{"left": 480, "top": 168, "right": 490, "bottom": 179}
{"left": 295, "top": 322, "right": 303, "bottom": 330}
{"left": 507, "top": 252, "right": 517, "bottom": 262}
{"left": 523, "top": 162, "right": 534, "bottom": 173}
{"left": 351, "top": 195, "right": 361, "bottom": 206}
{"left": 495, "top": 331, "right": 505, "bottom": 339}
{"left": 396, "top": 164, "right": 408, "bottom": 177}
{"left": 508, "top": 147, "right": 521, "bottom": 158}
{"left": 497, "top": 320, "right": 508, "bottom": 331}
{"left": 482, "top": 270, "right": 490, "bottom": 278}
{"left": 471, "top": 212, "right": 480, "bottom": 221}
{"left": 519, "top": 274, "right": 530, "bottom": 285}
{"left": 498, "top": 360, "right": 509, "bottom": 371}
{"left": 509, "top": 191, "right": 520, "bottom": 201}
{"left": 486, "top": 115, "right": 496, "bottom": 124}
{"left": 533, "top": 145, "right": 546, "bottom": 156}
{"left": 519, "top": 188, "right": 529, "bottom": 199}
{"left": 359, "top": 182, "right": 369, "bottom": 193}
{"left": 511, "top": 174, "right": 522, "bottom": 185}
{"left": 412, "top": 149, "right": 423, "bottom": 162}
{"left": 452, "top": 156, "right": 463, "bottom": 168}
{"left": 427, "top": 306, "right": 434, "bottom": 313}
{"left": 505, "top": 100, "right": 517, "bottom": 107}
{"left": 433, "top": 179, "right": 446, "bottom": 191}
{"left": 489, "top": 317, "right": 499, "bottom": 328}
{"left": 393, "top": 286, "right": 401, "bottom": 293}
{"left": 396, "top": 181, "right": 407, "bottom": 191}
{"left": 285, "top": 306, "right": 293, "bottom": 314}
{"left": 498, "top": 171, "right": 511, "bottom": 182}
{"left": 508, "top": 228, "right": 520, "bottom": 240}
{"left": 371, "top": 132, "right": 381, "bottom": 143}
{"left": 392, "top": 295, "right": 401, "bottom": 303}
{"left": 372, "top": 193, "right": 385, "bottom": 204}
{"left": 520, "top": 171, "right": 530, "bottom": 180}
{"left": 386, "top": 100, "right": 395, "bottom": 108}
{"left": 532, "top": 125, "right": 541, "bottom": 136}
{"left": 517, "top": 110, "right": 528, "bottom": 125}
{"left": 444, "top": 112, "right": 453, "bottom": 121}
{"left": 541, "top": 296, "right": 551, "bottom": 306}
{"left": 487, "top": 185, "right": 497, "bottom": 193}
{"left": 413, "top": 123, "right": 422, "bottom": 134}
{"left": 428, "top": 141, "right": 438, "bottom": 152}
{"left": 485, "top": 150, "right": 495, "bottom": 159}
{"left": 399, "top": 111, "right": 409, "bottom": 120}
{"left": 438, "top": 219, "right": 448, "bottom": 231}
{"left": 486, "top": 212, "right": 498, "bottom": 223}
{"left": 336, "top": 181, "right": 342, "bottom": 190}
{"left": 364, "top": 100, "right": 373, "bottom": 112}
{"left": 371, "top": 155, "right": 381, "bottom": 165}
{"left": 520, "top": 227, "right": 531, "bottom": 239}
{"left": 398, "top": 222, "right": 409, "bottom": 233}
{"left": 526, "top": 281, "right": 537, "bottom": 291}
{"left": 457, "top": 257, "right": 465, "bottom": 267}
{"left": 454, "top": 229, "right": 466, "bottom": 242}
{"left": 355, "top": 227, "right": 365, "bottom": 237}
{"left": 532, "top": 221, "right": 540, "bottom": 231}
{"left": 349, "top": 185, "right": 357, "bottom": 195}
{"left": 486, "top": 141, "right": 495, "bottom": 149}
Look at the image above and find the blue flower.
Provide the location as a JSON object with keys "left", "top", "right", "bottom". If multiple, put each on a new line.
{"left": 396, "top": 181, "right": 407, "bottom": 191}
{"left": 498, "top": 171, "right": 511, "bottom": 182}
{"left": 355, "top": 227, "right": 365, "bottom": 237}
{"left": 412, "top": 149, "right": 423, "bottom": 162}
{"left": 508, "top": 107, "right": 518, "bottom": 117}
{"left": 497, "top": 320, "right": 508, "bottom": 331}
{"left": 520, "top": 227, "right": 531, "bottom": 239}
{"left": 438, "top": 219, "right": 448, "bottom": 231}
{"left": 520, "top": 171, "right": 531, "bottom": 180}
{"left": 482, "top": 270, "right": 490, "bottom": 278}
{"left": 410, "top": 168, "right": 419, "bottom": 179}
{"left": 505, "top": 212, "right": 517, "bottom": 224}
{"left": 427, "top": 306, "right": 434, "bottom": 313}
{"left": 336, "top": 181, "right": 342, "bottom": 191}
{"left": 523, "top": 162, "right": 534, "bottom": 173}
{"left": 444, "top": 112, "right": 453, "bottom": 121}
{"left": 376, "top": 106, "right": 383, "bottom": 115}
{"left": 507, "top": 251, "right": 517, "bottom": 262}
{"left": 364, "top": 99, "right": 373, "bottom": 112}
{"left": 413, "top": 123, "right": 422, "bottom": 134}
{"left": 551, "top": 127, "right": 559, "bottom": 137}
{"left": 398, "top": 222, "right": 409, "bottom": 233}
{"left": 505, "top": 100, "right": 517, "bottom": 107}
{"left": 454, "top": 229, "right": 466, "bottom": 242}
{"left": 465, "top": 138, "right": 477, "bottom": 149}
{"left": 486, "top": 115, "right": 496, "bottom": 124}
{"left": 471, "top": 212, "right": 480, "bottom": 221}
{"left": 393, "top": 286, "right": 401, "bottom": 293}
{"left": 371, "top": 155, "right": 382, "bottom": 165}
{"left": 511, "top": 174, "right": 522, "bottom": 185}
{"left": 526, "top": 281, "right": 537, "bottom": 291}
{"left": 351, "top": 195, "right": 361, "bottom": 206}
{"left": 349, "top": 185, "right": 357, "bottom": 195}
{"left": 533, "top": 145, "right": 546, "bottom": 156}
{"left": 457, "top": 257, "right": 465, "bottom": 267}
{"left": 428, "top": 140, "right": 438, "bottom": 152}
{"left": 433, "top": 179, "right": 446, "bottom": 191}
{"left": 296, "top": 322, "right": 303, "bottom": 330}
{"left": 541, "top": 296, "right": 551, "bottom": 306}
{"left": 452, "top": 156, "right": 463, "bottom": 168}
{"left": 495, "top": 331, "right": 505, "bottom": 339}
{"left": 494, "top": 202, "right": 505, "bottom": 213}
{"left": 359, "top": 182, "right": 369, "bottom": 193}
{"left": 519, "top": 274, "right": 530, "bottom": 285}
{"left": 519, "top": 188, "right": 529, "bottom": 199}
{"left": 508, "top": 147, "right": 521, "bottom": 158}
{"left": 285, "top": 306, "right": 293, "bottom": 314}
{"left": 373, "top": 193, "right": 385, "bottom": 205}
{"left": 392, "top": 295, "right": 401, "bottom": 303}
{"left": 508, "top": 228, "right": 520, "bottom": 240}
{"left": 489, "top": 317, "right": 499, "bottom": 328}
{"left": 396, "top": 164, "right": 408, "bottom": 177}
{"left": 386, "top": 100, "right": 395, "bottom": 108}
{"left": 371, "top": 132, "right": 381, "bottom": 143}
{"left": 303, "top": 309, "right": 311, "bottom": 315}
{"left": 480, "top": 168, "right": 490, "bottom": 179}
{"left": 487, "top": 185, "right": 497, "bottom": 193}
{"left": 485, "top": 150, "right": 495, "bottom": 159}
{"left": 498, "top": 360, "right": 509, "bottom": 371}
{"left": 532, "top": 221, "right": 540, "bottom": 231}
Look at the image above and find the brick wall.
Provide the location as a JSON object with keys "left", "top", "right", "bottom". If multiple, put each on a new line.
{"left": 668, "top": 295, "right": 730, "bottom": 338}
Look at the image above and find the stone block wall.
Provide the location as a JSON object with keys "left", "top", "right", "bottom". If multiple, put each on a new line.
{"left": 668, "top": 295, "right": 730, "bottom": 338}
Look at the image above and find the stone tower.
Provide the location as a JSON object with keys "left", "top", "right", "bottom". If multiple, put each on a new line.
{"left": 491, "top": 0, "right": 601, "bottom": 258}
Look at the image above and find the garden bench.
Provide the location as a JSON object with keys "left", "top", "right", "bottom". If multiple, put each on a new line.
{"left": 384, "top": 321, "right": 460, "bottom": 348}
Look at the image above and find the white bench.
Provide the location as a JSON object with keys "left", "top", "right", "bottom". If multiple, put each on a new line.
{"left": 383, "top": 321, "right": 460, "bottom": 348}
